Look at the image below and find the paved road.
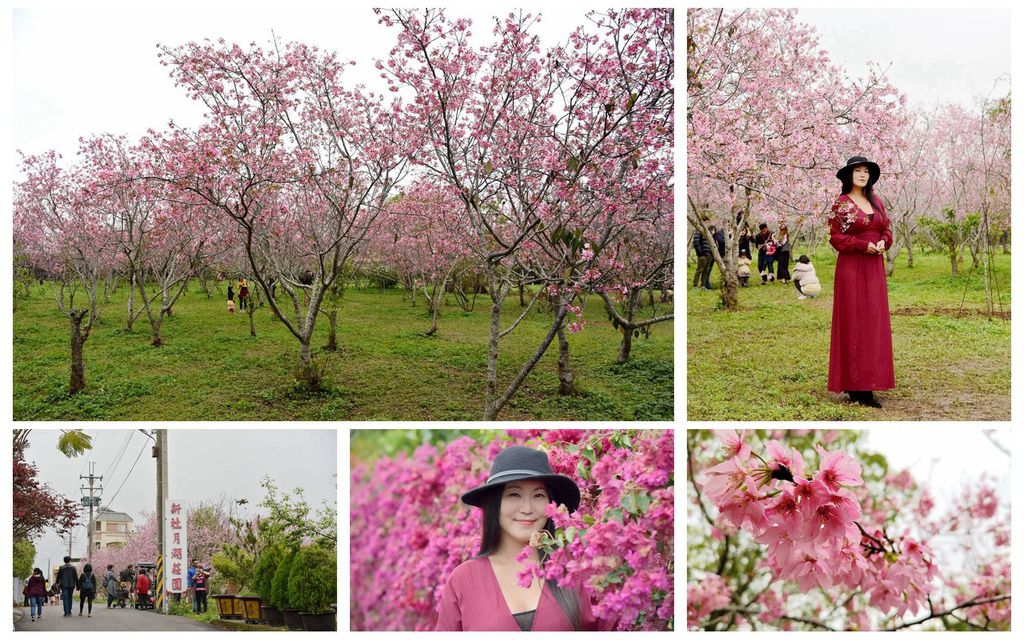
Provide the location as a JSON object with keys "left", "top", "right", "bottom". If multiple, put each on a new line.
{"left": 13, "top": 601, "right": 220, "bottom": 632}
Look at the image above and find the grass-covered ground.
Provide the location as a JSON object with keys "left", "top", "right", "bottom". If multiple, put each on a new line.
{"left": 14, "top": 284, "right": 673, "bottom": 421}
{"left": 688, "top": 249, "right": 1010, "bottom": 421}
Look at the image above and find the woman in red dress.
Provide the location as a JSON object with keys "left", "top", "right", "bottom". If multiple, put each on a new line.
{"left": 435, "top": 445, "right": 616, "bottom": 631}
{"left": 827, "top": 156, "right": 895, "bottom": 408}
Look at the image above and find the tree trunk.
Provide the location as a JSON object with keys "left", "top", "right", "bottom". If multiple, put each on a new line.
{"left": 248, "top": 304, "right": 257, "bottom": 338}
{"left": 150, "top": 316, "right": 163, "bottom": 347}
{"left": 950, "top": 247, "right": 959, "bottom": 276}
{"left": 126, "top": 271, "right": 136, "bottom": 331}
{"left": 424, "top": 281, "right": 444, "bottom": 337}
{"left": 518, "top": 283, "right": 526, "bottom": 307}
{"left": 720, "top": 273, "right": 739, "bottom": 311}
{"left": 483, "top": 297, "right": 502, "bottom": 421}
{"left": 556, "top": 326, "right": 576, "bottom": 396}
{"left": 325, "top": 309, "right": 338, "bottom": 350}
{"left": 69, "top": 312, "right": 87, "bottom": 395}
{"left": 162, "top": 287, "right": 172, "bottom": 316}
{"left": 905, "top": 235, "right": 915, "bottom": 268}
{"left": 618, "top": 325, "right": 634, "bottom": 365}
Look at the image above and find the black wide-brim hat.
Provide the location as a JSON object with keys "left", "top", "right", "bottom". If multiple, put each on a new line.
{"left": 836, "top": 155, "right": 881, "bottom": 186}
{"left": 461, "top": 445, "right": 581, "bottom": 512}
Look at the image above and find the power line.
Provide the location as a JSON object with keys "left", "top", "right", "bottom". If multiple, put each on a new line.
{"left": 102, "top": 431, "right": 135, "bottom": 483}
{"left": 101, "top": 439, "right": 149, "bottom": 516}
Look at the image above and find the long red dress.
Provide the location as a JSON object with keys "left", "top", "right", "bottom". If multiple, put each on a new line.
{"left": 827, "top": 193, "right": 895, "bottom": 393}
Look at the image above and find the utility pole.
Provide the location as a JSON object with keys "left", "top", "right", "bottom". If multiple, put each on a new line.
{"left": 80, "top": 462, "right": 103, "bottom": 557}
{"left": 154, "top": 429, "right": 169, "bottom": 614}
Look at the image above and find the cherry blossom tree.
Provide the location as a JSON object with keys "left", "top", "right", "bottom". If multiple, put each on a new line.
{"left": 688, "top": 430, "right": 1010, "bottom": 631}
{"left": 687, "top": 8, "right": 906, "bottom": 310}
{"left": 14, "top": 150, "right": 118, "bottom": 394}
{"left": 371, "top": 180, "right": 476, "bottom": 336}
{"left": 151, "top": 37, "right": 409, "bottom": 384}
{"left": 594, "top": 195, "right": 674, "bottom": 364}
{"left": 379, "top": 8, "right": 672, "bottom": 416}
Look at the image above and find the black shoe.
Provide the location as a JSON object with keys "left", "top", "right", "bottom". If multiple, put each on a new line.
{"left": 860, "top": 391, "right": 882, "bottom": 408}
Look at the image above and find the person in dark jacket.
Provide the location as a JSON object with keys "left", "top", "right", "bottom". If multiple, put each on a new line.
{"left": 56, "top": 556, "right": 78, "bottom": 617}
{"left": 753, "top": 223, "right": 777, "bottom": 284}
{"left": 775, "top": 224, "right": 792, "bottom": 283}
{"left": 77, "top": 563, "right": 97, "bottom": 617}
{"left": 25, "top": 567, "right": 48, "bottom": 621}
{"left": 692, "top": 227, "right": 713, "bottom": 290}
{"left": 738, "top": 227, "right": 752, "bottom": 260}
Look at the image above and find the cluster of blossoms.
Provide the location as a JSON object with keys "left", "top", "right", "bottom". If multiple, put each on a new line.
{"left": 686, "top": 572, "right": 731, "bottom": 629}
{"left": 350, "top": 429, "right": 673, "bottom": 631}
{"left": 698, "top": 431, "right": 938, "bottom": 621}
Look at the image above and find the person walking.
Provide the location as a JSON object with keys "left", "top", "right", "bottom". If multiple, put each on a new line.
{"left": 25, "top": 567, "right": 48, "bottom": 622}
{"left": 77, "top": 563, "right": 97, "bottom": 617}
{"left": 56, "top": 556, "right": 78, "bottom": 618}
{"left": 104, "top": 564, "right": 118, "bottom": 608}
{"left": 828, "top": 156, "right": 895, "bottom": 408}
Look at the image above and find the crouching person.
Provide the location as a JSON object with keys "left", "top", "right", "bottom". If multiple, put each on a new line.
{"left": 792, "top": 255, "right": 821, "bottom": 299}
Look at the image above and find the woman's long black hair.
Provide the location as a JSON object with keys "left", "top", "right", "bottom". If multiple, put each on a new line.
{"left": 839, "top": 170, "right": 885, "bottom": 218}
{"left": 476, "top": 484, "right": 582, "bottom": 630}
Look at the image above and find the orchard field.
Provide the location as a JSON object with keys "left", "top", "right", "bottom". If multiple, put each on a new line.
{"left": 14, "top": 284, "right": 673, "bottom": 421}
{"left": 687, "top": 250, "right": 1010, "bottom": 421}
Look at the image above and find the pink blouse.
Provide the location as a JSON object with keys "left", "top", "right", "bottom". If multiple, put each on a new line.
{"left": 434, "top": 556, "right": 618, "bottom": 631}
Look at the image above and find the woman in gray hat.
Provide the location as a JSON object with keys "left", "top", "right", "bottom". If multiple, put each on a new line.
{"left": 435, "top": 445, "right": 615, "bottom": 631}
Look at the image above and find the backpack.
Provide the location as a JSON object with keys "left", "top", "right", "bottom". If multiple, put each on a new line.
{"left": 82, "top": 573, "right": 95, "bottom": 591}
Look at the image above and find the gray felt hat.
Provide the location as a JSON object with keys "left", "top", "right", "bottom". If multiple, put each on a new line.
{"left": 460, "top": 445, "right": 581, "bottom": 512}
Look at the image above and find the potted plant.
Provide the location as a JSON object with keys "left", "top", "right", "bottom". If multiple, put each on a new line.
{"left": 272, "top": 550, "right": 302, "bottom": 631}
{"left": 288, "top": 544, "right": 337, "bottom": 631}
{"left": 255, "top": 544, "right": 286, "bottom": 626}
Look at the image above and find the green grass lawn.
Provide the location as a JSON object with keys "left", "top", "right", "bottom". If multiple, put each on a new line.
{"left": 688, "top": 249, "right": 1010, "bottom": 421}
{"left": 14, "top": 284, "right": 673, "bottom": 421}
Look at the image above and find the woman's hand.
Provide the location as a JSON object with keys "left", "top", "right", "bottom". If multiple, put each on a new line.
{"left": 876, "top": 240, "right": 886, "bottom": 252}
{"left": 866, "top": 242, "right": 879, "bottom": 254}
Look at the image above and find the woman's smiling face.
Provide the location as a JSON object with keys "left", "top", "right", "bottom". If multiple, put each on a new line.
{"left": 499, "top": 479, "right": 550, "bottom": 544}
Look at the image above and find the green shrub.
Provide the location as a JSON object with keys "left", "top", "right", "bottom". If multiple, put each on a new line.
{"left": 13, "top": 539, "right": 35, "bottom": 579}
{"left": 253, "top": 544, "right": 284, "bottom": 603}
{"left": 270, "top": 550, "right": 296, "bottom": 609}
{"left": 287, "top": 545, "right": 336, "bottom": 614}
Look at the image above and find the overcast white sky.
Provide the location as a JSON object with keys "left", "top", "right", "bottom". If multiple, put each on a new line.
{"left": 24, "top": 429, "right": 337, "bottom": 572}
{"left": 11, "top": 5, "right": 597, "bottom": 171}
{"left": 797, "top": 8, "right": 1010, "bottom": 110}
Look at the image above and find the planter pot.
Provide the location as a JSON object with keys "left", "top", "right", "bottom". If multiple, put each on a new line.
{"left": 261, "top": 605, "right": 285, "bottom": 627}
{"left": 300, "top": 611, "right": 337, "bottom": 632}
{"left": 281, "top": 607, "right": 304, "bottom": 631}
{"left": 211, "top": 595, "right": 235, "bottom": 620}
{"left": 240, "top": 596, "right": 263, "bottom": 624}
{"left": 230, "top": 596, "right": 246, "bottom": 620}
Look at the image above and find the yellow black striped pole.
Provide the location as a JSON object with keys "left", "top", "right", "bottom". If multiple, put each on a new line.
{"left": 156, "top": 554, "right": 165, "bottom": 612}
